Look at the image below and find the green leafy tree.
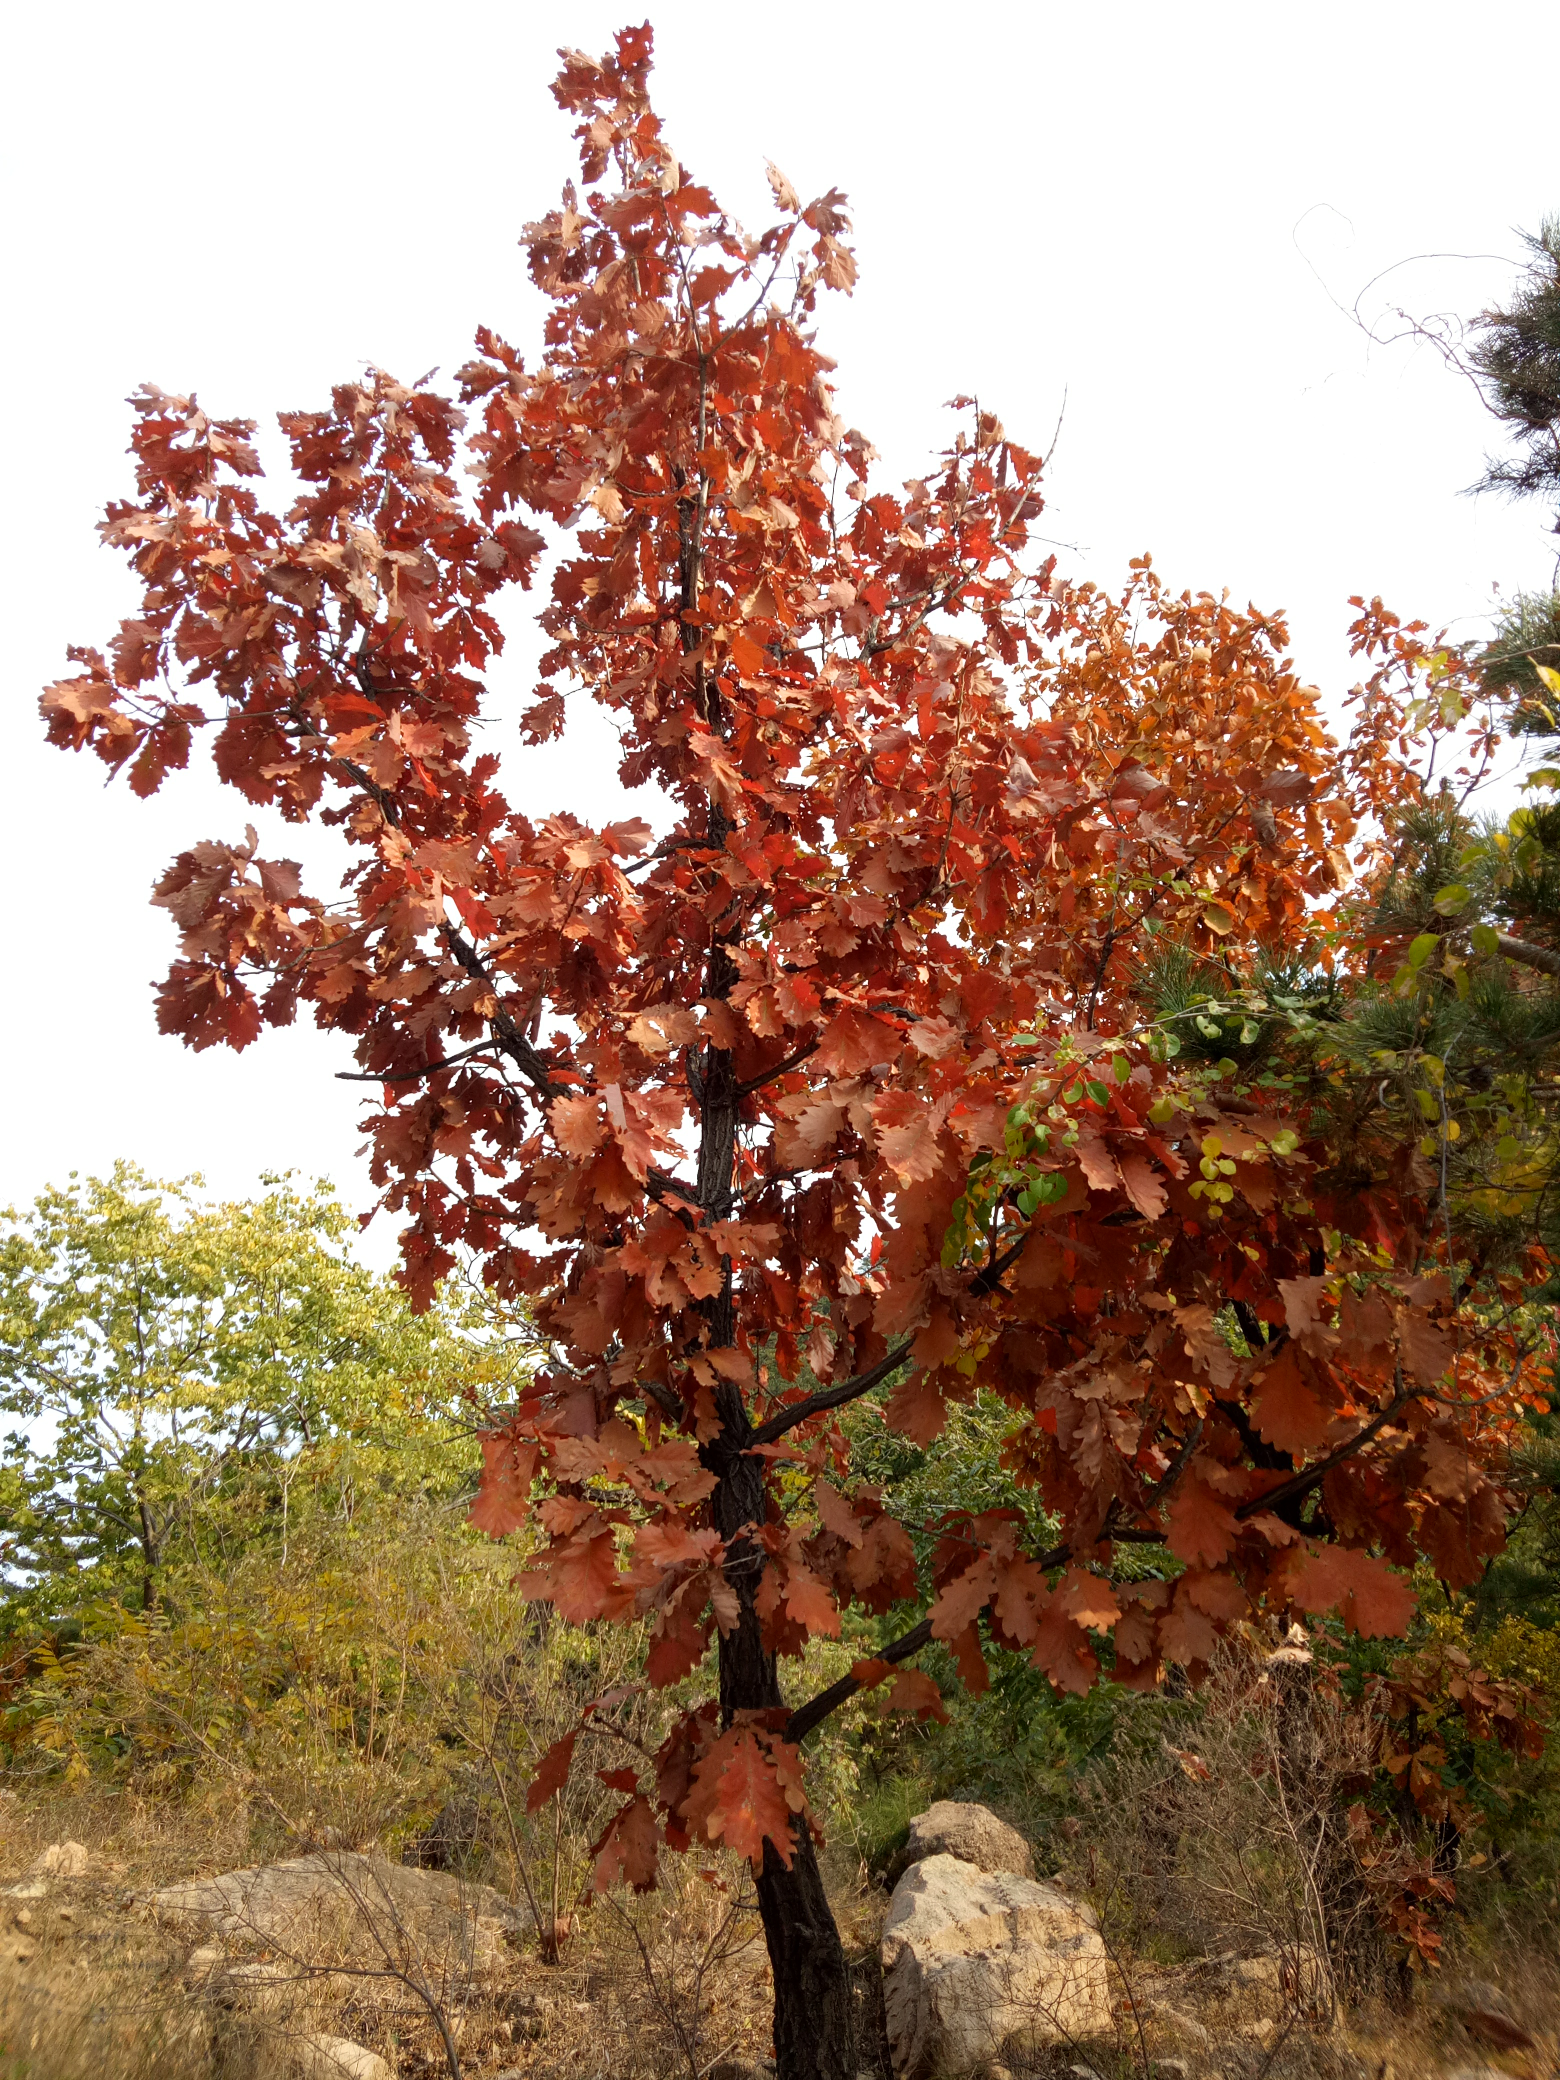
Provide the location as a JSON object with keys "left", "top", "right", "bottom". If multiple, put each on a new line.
{"left": 0, "top": 1165, "right": 485, "bottom": 1627}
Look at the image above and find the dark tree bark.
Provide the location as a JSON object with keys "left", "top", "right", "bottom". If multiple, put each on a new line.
{"left": 685, "top": 464, "right": 858, "bottom": 2080}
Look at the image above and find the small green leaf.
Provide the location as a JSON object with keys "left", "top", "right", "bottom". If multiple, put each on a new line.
{"left": 1471, "top": 922, "right": 1500, "bottom": 957}
{"left": 1060, "top": 1080, "right": 1082, "bottom": 1107}
{"left": 1148, "top": 1096, "right": 1176, "bottom": 1125}
{"left": 1432, "top": 884, "right": 1470, "bottom": 915}
{"left": 1112, "top": 1055, "right": 1131, "bottom": 1084}
{"left": 1085, "top": 1080, "right": 1110, "bottom": 1108}
{"left": 1408, "top": 933, "right": 1439, "bottom": 971}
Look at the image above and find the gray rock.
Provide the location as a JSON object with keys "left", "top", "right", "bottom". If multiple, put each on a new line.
{"left": 279, "top": 2040, "right": 392, "bottom": 2080}
{"left": 893, "top": 1801, "right": 1035, "bottom": 1882}
{"left": 150, "top": 1850, "right": 521, "bottom": 1966}
{"left": 881, "top": 1853, "right": 1110, "bottom": 2079}
{"left": 30, "top": 1839, "right": 90, "bottom": 1879}
{"left": 1152, "top": 2005, "right": 1211, "bottom": 2047}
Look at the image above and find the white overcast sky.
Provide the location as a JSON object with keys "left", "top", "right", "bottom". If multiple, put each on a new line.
{"left": 3, "top": 0, "right": 1557, "bottom": 1262}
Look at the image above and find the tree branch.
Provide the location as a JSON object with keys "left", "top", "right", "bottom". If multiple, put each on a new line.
{"left": 440, "top": 925, "right": 565, "bottom": 1102}
{"left": 784, "top": 1617, "right": 933, "bottom": 1745}
{"left": 736, "top": 1041, "right": 819, "bottom": 1096}
{"left": 335, "top": 1040, "right": 503, "bottom": 1084}
{"left": 785, "top": 1532, "right": 1075, "bottom": 1744}
{"left": 1234, "top": 1374, "right": 1417, "bottom": 1522}
{"left": 1493, "top": 929, "right": 1560, "bottom": 980}
{"left": 747, "top": 1341, "right": 913, "bottom": 1447}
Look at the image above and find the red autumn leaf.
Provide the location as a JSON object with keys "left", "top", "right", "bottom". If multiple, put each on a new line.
{"left": 814, "top": 1478, "right": 865, "bottom": 1548}
{"left": 1056, "top": 1567, "right": 1122, "bottom": 1633}
{"left": 547, "top": 1532, "right": 629, "bottom": 1624}
{"left": 589, "top": 1794, "right": 660, "bottom": 1894}
{"left": 883, "top": 1368, "right": 948, "bottom": 1445}
{"left": 871, "top": 1090, "right": 944, "bottom": 1183}
{"left": 849, "top": 1657, "right": 893, "bottom": 1690}
{"left": 685, "top": 1728, "right": 800, "bottom": 1864}
{"left": 1118, "top": 1152, "right": 1168, "bottom": 1220}
{"left": 929, "top": 1555, "right": 995, "bottom": 1640}
{"left": 1285, "top": 1545, "right": 1417, "bottom": 1639}
{"left": 468, "top": 1432, "right": 538, "bottom": 1537}
{"left": 781, "top": 1560, "right": 841, "bottom": 1638}
{"left": 1031, "top": 1599, "right": 1099, "bottom": 1695}
{"left": 1165, "top": 1477, "right": 1241, "bottom": 1568}
{"left": 885, "top": 1668, "right": 950, "bottom": 1723}
{"left": 526, "top": 1730, "right": 578, "bottom": 1812}
{"left": 1250, "top": 1346, "right": 1333, "bottom": 1457}
{"left": 550, "top": 1095, "right": 603, "bottom": 1158}
{"left": 949, "top": 1622, "right": 991, "bottom": 1696}
{"left": 816, "top": 1005, "right": 900, "bottom": 1077}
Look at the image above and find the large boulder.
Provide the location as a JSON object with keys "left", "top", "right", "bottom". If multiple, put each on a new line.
{"left": 892, "top": 1802, "right": 1034, "bottom": 1882}
{"left": 881, "top": 1853, "right": 1111, "bottom": 2079}
{"left": 150, "top": 1852, "right": 521, "bottom": 1967}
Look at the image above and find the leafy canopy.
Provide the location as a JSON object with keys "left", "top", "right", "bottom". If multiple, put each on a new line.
{"left": 38, "top": 26, "right": 1548, "bottom": 1898}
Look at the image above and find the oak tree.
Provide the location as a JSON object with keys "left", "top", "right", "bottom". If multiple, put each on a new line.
{"left": 40, "top": 29, "right": 1550, "bottom": 2073}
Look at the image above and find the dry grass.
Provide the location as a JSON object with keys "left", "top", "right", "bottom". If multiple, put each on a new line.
{"left": 0, "top": 1782, "right": 785, "bottom": 2080}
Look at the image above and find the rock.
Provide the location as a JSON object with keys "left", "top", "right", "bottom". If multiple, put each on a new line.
{"left": 183, "top": 1942, "right": 228, "bottom": 1980}
{"left": 881, "top": 1853, "right": 1111, "bottom": 2079}
{"left": 289, "top": 2039, "right": 392, "bottom": 2080}
{"left": 1224, "top": 1944, "right": 1327, "bottom": 2012}
{"left": 1151, "top": 2062, "right": 1192, "bottom": 2079}
{"left": 150, "top": 1850, "right": 522, "bottom": 1964}
{"left": 1152, "top": 2004, "right": 1210, "bottom": 2046}
{"left": 30, "top": 1839, "right": 89, "bottom": 1878}
{"left": 1, "top": 1879, "right": 46, "bottom": 1900}
{"left": 892, "top": 1801, "right": 1035, "bottom": 1882}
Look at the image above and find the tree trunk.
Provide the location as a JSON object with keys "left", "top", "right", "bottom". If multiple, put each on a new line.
{"left": 757, "top": 1821, "right": 860, "bottom": 2080}
{"left": 714, "top": 1552, "right": 858, "bottom": 2080}
{"left": 707, "top": 1291, "right": 857, "bottom": 2079}
{"left": 135, "top": 1488, "right": 159, "bottom": 1614}
{"left": 689, "top": 592, "right": 857, "bottom": 2073}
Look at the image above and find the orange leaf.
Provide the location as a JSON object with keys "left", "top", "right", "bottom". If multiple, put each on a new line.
{"left": 1118, "top": 1152, "right": 1167, "bottom": 1219}
{"left": 872, "top": 1089, "right": 944, "bottom": 1183}
{"left": 686, "top": 1728, "right": 800, "bottom": 1864}
{"left": 550, "top": 1094, "right": 603, "bottom": 1158}
{"left": 1250, "top": 1346, "right": 1333, "bottom": 1456}
{"left": 1285, "top": 1545, "right": 1417, "bottom": 1639}
{"left": 817, "top": 1005, "right": 900, "bottom": 1076}
{"left": 526, "top": 1730, "right": 578, "bottom": 1812}
{"left": 1165, "top": 1477, "right": 1241, "bottom": 1568}
{"left": 885, "top": 1668, "right": 949, "bottom": 1722}
{"left": 883, "top": 1367, "right": 948, "bottom": 1445}
{"left": 949, "top": 1622, "right": 990, "bottom": 1696}
{"left": 588, "top": 1795, "right": 660, "bottom": 1894}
